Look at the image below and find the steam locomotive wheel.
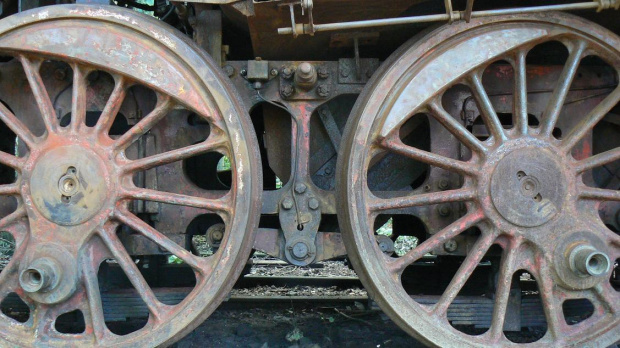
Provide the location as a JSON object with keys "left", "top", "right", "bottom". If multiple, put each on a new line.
{"left": 0, "top": 5, "right": 261, "bottom": 347}
{"left": 337, "top": 13, "right": 619, "bottom": 347}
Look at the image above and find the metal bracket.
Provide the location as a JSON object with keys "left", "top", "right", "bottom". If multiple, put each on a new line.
{"left": 279, "top": 0, "right": 314, "bottom": 38}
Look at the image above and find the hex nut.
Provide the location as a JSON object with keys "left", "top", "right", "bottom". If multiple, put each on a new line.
{"left": 281, "top": 198, "right": 294, "bottom": 210}
{"left": 282, "top": 67, "right": 294, "bottom": 79}
{"left": 317, "top": 84, "right": 330, "bottom": 97}
{"left": 281, "top": 85, "right": 294, "bottom": 98}
{"left": 294, "top": 183, "right": 307, "bottom": 194}
{"left": 317, "top": 66, "right": 329, "bottom": 79}
{"left": 308, "top": 198, "right": 319, "bottom": 210}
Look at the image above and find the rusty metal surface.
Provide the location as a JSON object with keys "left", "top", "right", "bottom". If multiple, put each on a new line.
{"left": 337, "top": 12, "right": 619, "bottom": 347}
{"left": 0, "top": 5, "right": 261, "bottom": 347}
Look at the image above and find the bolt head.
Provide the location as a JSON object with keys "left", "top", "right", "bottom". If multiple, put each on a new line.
{"left": 308, "top": 198, "right": 319, "bottom": 210}
{"left": 281, "top": 85, "right": 294, "bottom": 98}
{"left": 282, "top": 67, "right": 293, "bottom": 79}
{"left": 443, "top": 240, "right": 458, "bottom": 253}
{"left": 318, "top": 66, "right": 329, "bottom": 79}
{"left": 281, "top": 198, "right": 294, "bottom": 210}
{"left": 317, "top": 84, "right": 330, "bottom": 97}
{"left": 291, "top": 242, "right": 309, "bottom": 260}
{"left": 223, "top": 65, "right": 235, "bottom": 77}
{"left": 298, "top": 62, "right": 313, "bottom": 76}
{"left": 340, "top": 68, "right": 350, "bottom": 77}
{"left": 54, "top": 68, "right": 66, "bottom": 81}
{"left": 294, "top": 183, "right": 307, "bottom": 194}
{"left": 438, "top": 179, "right": 450, "bottom": 190}
{"left": 438, "top": 204, "right": 451, "bottom": 217}
{"left": 270, "top": 68, "right": 279, "bottom": 77}
{"left": 240, "top": 69, "right": 247, "bottom": 76}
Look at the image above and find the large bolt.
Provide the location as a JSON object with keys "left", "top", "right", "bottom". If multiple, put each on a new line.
{"left": 443, "top": 240, "right": 458, "bottom": 253}
{"left": 291, "top": 242, "right": 309, "bottom": 260}
{"left": 569, "top": 244, "right": 610, "bottom": 277}
{"left": 308, "top": 198, "right": 319, "bottom": 210}
{"left": 294, "top": 183, "right": 307, "bottom": 194}
{"left": 281, "top": 198, "right": 294, "bottom": 210}
{"left": 20, "top": 257, "right": 61, "bottom": 293}
{"left": 294, "top": 62, "right": 317, "bottom": 90}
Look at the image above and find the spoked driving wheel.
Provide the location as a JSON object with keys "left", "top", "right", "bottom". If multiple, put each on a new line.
{"left": 337, "top": 12, "right": 619, "bottom": 347}
{"left": 0, "top": 5, "right": 261, "bottom": 347}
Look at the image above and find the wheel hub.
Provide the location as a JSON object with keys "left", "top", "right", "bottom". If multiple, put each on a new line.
{"left": 490, "top": 147, "right": 566, "bottom": 227}
{"left": 30, "top": 145, "right": 109, "bottom": 226}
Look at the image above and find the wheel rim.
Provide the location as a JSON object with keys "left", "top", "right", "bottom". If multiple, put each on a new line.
{"left": 0, "top": 5, "right": 261, "bottom": 347}
{"left": 337, "top": 12, "right": 619, "bottom": 347}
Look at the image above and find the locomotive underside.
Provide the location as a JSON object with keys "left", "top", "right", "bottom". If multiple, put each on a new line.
{"left": 0, "top": 0, "right": 617, "bottom": 346}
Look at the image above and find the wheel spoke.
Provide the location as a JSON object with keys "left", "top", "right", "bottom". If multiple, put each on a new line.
{"left": 579, "top": 186, "right": 620, "bottom": 201}
{"left": 19, "top": 56, "right": 57, "bottom": 134}
{"left": 388, "top": 211, "right": 484, "bottom": 275}
{"left": 369, "top": 188, "right": 476, "bottom": 212}
{"left": 70, "top": 64, "right": 88, "bottom": 133}
{"left": 0, "top": 208, "right": 28, "bottom": 291}
{"left": 0, "top": 102, "right": 36, "bottom": 149}
{"left": 592, "top": 283, "right": 619, "bottom": 316}
{"left": 122, "top": 187, "right": 231, "bottom": 215}
{"left": 97, "top": 226, "right": 166, "bottom": 321}
{"left": 540, "top": 41, "right": 587, "bottom": 137}
{"left": 433, "top": 231, "right": 496, "bottom": 316}
{"left": 80, "top": 253, "right": 107, "bottom": 342}
{"left": 489, "top": 239, "right": 520, "bottom": 341}
{"left": 380, "top": 137, "right": 478, "bottom": 177}
{"left": 94, "top": 76, "right": 127, "bottom": 136}
{"left": 114, "top": 209, "right": 208, "bottom": 272}
{"left": 114, "top": 96, "right": 173, "bottom": 151}
{"left": 562, "top": 87, "right": 620, "bottom": 151}
{"left": 536, "top": 256, "right": 564, "bottom": 340}
{"left": 428, "top": 100, "right": 487, "bottom": 155}
{"left": 122, "top": 134, "right": 227, "bottom": 173}
{"left": 513, "top": 50, "right": 528, "bottom": 135}
{"left": 0, "top": 184, "right": 19, "bottom": 196}
{"left": 574, "top": 147, "right": 620, "bottom": 173}
{"left": 0, "top": 151, "right": 23, "bottom": 170}
{"left": 469, "top": 73, "right": 507, "bottom": 143}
